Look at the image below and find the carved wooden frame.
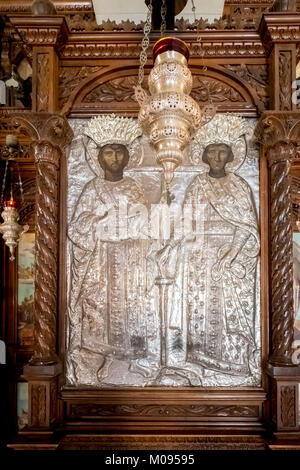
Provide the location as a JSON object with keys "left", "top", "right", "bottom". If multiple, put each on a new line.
{"left": 1, "top": 9, "right": 300, "bottom": 450}
{"left": 55, "top": 96, "right": 269, "bottom": 440}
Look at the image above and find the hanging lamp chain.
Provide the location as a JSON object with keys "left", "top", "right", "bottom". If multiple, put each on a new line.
{"left": 137, "top": 0, "right": 153, "bottom": 86}
{"left": 0, "top": 159, "right": 9, "bottom": 208}
{"left": 191, "top": 0, "right": 207, "bottom": 72}
{"left": 191, "top": 0, "right": 216, "bottom": 111}
{"left": 16, "top": 160, "right": 24, "bottom": 206}
{"left": 160, "top": 0, "right": 167, "bottom": 36}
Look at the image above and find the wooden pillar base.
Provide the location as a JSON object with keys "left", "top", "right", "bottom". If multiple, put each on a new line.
{"left": 266, "top": 363, "right": 300, "bottom": 433}
{"left": 22, "top": 363, "right": 62, "bottom": 431}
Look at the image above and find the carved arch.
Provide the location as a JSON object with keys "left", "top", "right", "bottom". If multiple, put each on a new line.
{"left": 61, "top": 63, "right": 263, "bottom": 117}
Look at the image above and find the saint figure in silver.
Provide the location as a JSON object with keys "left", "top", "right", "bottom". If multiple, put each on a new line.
{"left": 67, "top": 116, "right": 151, "bottom": 385}
{"left": 180, "top": 116, "right": 260, "bottom": 384}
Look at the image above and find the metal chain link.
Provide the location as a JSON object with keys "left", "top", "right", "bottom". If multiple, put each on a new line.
{"left": 191, "top": 0, "right": 207, "bottom": 71}
{"left": 9, "top": 167, "right": 14, "bottom": 202}
{"left": 160, "top": 0, "right": 167, "bottom": 37}
{"left": 137, "top": 0, "right": 153, "bottom": 86}
{"left": 0, "top": 159, "right": 9, "bottom": 207}
{"left": 191, "top": 2, "right": 214, "bottom": 107}
{"left": 16, "top": 159, "right": 24, "bottom": 206}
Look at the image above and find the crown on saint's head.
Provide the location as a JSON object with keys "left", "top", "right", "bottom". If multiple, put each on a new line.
{"left": 193, "top": 114, "right": 251, "bottom": 148}
{"left": 84, "top": 114, "right": 142, "bottom": 148}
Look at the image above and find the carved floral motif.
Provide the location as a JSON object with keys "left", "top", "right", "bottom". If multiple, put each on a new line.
{"left": 279, "top": 51, "right": 292, "bottom": 111}
{"left": 223, "top": 64, "right": 269, "bottom": 106}
{"left": 37, "top": 54, "right": 49, "bottom": 112}
{"left": 58, "top": 66, "right": 104, "bottom": 106}
{"left": 191, "top": 76, "right": 242, "bottom": 102}
{"left": 83, "top": 76, "right": 143, "bottom": 103}
{"left": 82, "top": 75, "right": 245, "bottom": 105}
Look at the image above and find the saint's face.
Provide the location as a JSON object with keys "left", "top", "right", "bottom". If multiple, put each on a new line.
{"left": 99, "top": 144, "right": 128, "bottom": 174}
{"left": 204, "top": 143, "right": 231, "bottom": 172}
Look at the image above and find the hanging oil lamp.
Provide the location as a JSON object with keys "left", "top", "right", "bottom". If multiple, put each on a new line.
{"left": 135, "top": 36, "right": 203, "bottom": 188}
{"left": 0, "top": 196, "right": 28, "bottom": 261}
{"left": 0, "top": 135, "right": 28, "bottom": 261}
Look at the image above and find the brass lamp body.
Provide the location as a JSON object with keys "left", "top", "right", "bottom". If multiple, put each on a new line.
{"left": 136, "top": 38, "right": 202, "bottom": 185}
{"left": 0, "top": 205, "right": 28, "bottom": 261}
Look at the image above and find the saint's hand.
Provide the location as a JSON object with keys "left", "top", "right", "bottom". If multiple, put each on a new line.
{"left": 95, "top": 211, "right": 109, "bottom": 223}
{"left": 212, "top": 244, "right": 239, "bottom": 281}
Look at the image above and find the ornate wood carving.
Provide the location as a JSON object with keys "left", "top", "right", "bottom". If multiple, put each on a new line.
{"left": 62, "top": 13, "right": 267, "bottom": 33}
{"left": 271, "top": 378, "right": 277, "bottom": 424}
{"left": 9, "top": 16, "right": 69, "bottom": 51}
{"left": 279, "top": 51, "right": 292, "bottom": 111}
{"left": 59, "top": 434, "right": 267, "bottom": 450}
{"left": 82, "top": 74, "right": 243, "bottom": 105}
{"left": 32, "top": 141, "right": 60, "bottom": 364}
{"left": 82, "top": 76, "right": 140, "bottom": 103}
{"left": 269, "top": 154, "right": 294, "bottom": 364}
{"left": 67, "top": 404, "right": 259, "bottom": 419}
{"left": 6, "top": 114, "right": 73, "bottom": 364}
{"left": 259, "top": 14, "right": 300, "bottom": 55}
{"left": 36, "top": 53, "right": 50, "bottom": 112}
{"left": 10, "top": 113, "right": 73, "bottom": 146}
{"left": 24, "top": 369, "right": 61, "bottom": 429}
{"left": 280, "top": 385, "right": 296, "bottom": 427}
{"left": 191, "top": 76, "right": 243, "bottom": 102}
{"left": 256, "top": 113, "right": 300, "bottom": 365}
{"left": 61, "top": 36, "right": 265, "bottom": 59}
{"left": 68, "top": 68, "right": 257, "bottom": 116}
{"left": 223, "top": 64, "right": 269, "bottom": 108}
{"left": 30, "top": 383, "right": 47, "bottom": 427}
{"left": 66, "top": 14, "right": 144, "bottom": 32}
{"left": 268, "top": 371, "right": 300, "bottom": 432}
{"left": 50, "top": 378, "right": 58, "bottom": 424}
{"left": 258, "top": 14, "right": 299, "bottom": 111}
{"left": 0, "top": 1, "right": 271, "bottom": 32}
{"left": 291, "top": 174, "right": 300, "bottom": 229}
{"left": 58, "top": 65, "right": 104, "bottom": 107}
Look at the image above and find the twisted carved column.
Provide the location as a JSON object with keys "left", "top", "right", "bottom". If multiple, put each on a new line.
{"left": 256, "top": 113, "right": 299, "bottom": 366}
{"left": 10, "top": 114, "right": 73, "bottom": 367}
{"left": 256, "top": 113, "right": 300, "bottom": 433}
{"left": 268, "top": 141, "right": 296, "bottom": 365}
{"left": 30, "top": 141, "right": 60, "bottom": 364}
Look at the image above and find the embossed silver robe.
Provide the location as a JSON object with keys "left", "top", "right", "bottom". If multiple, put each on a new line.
{"left": 67, "top": 176, "right": 149, "bottom": 371}
{"left": 184, "top": 172, "right": 260, "bottom": 378}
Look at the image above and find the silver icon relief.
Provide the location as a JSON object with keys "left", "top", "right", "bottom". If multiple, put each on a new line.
{"left": 66, "top": 116, "right": 261, "bottom": 388}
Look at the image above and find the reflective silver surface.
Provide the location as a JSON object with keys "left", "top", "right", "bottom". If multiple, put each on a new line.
{"left": 136, "top": 49, "right": 204, "bottom": 185}
{"left": 65, "top": 117, "right": 261, "bottom": 388}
